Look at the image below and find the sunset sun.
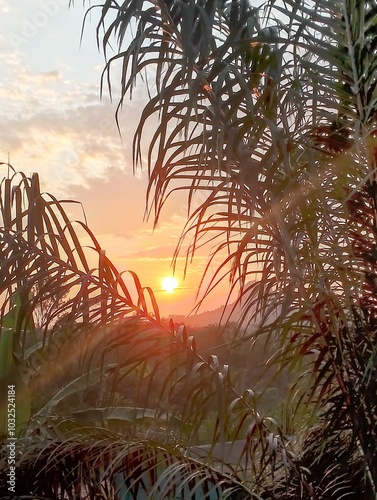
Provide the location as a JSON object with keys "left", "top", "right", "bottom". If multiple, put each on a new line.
{"left": 161, "top": 276, "right": 178, "bottom": 293}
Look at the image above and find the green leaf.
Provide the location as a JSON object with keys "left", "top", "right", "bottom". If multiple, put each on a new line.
{"left": 36, "top": 364, "right": 117, "bottom": 419}
{"left": 0, "top": 330, "right": 31, "bottom": 437}
{"left": 71, "top": 406, "right": 171, "bottom": 431}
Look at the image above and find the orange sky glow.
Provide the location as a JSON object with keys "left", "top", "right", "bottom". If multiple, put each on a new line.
{"left": 0, "top": 1, "right": 234, "bottom": 317}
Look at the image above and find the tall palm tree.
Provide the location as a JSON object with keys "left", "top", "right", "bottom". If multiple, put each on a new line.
{"left": 68, "top": 0, "right": 377, "bottom": 496}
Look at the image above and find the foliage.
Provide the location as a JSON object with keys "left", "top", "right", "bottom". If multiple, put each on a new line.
{"left": 0, "top": 168, "right": 277, "bottom": 498}
{"left": 71, "top": 0, "right": 377, "bottom": 496}
{"left": 1, "top": 0, "right": 377, "bottom": 497}
{"left": 0, "top": 167, "right": 161, "bottom": 430}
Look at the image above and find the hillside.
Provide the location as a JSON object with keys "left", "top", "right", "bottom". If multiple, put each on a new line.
{"left": 167, "top": 301, "right": 242, "bottom": 328}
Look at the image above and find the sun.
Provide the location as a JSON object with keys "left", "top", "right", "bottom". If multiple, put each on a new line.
{"left": 161, "top": 276, "right": 178, "bottom": 293}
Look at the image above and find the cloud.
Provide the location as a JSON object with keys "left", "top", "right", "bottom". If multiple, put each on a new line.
{"left": 0, "top": 59, "right": 146, "bottom": 195}
{"left": 19, "top": 70, "right": 62, "bottom": 84}
{"left": 0, "top": 0, "right": 9, "bottom": 13}
{"left": 0, "top": 45, "right": 158, "bottom": 192}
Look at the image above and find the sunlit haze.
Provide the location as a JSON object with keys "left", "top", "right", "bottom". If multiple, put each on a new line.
{"left": 161, "top": 276, "right": 179, "bottom": 293}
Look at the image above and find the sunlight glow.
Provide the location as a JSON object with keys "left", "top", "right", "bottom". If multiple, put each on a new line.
{"left": 162, "top": 276, "right": 178, "bottom": 293}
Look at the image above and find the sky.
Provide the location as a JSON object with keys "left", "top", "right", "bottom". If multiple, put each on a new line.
{"left": 0, "top": 0, "right": 233, "bottom": 317}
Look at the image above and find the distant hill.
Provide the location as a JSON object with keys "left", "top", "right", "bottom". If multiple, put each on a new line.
{"left": 167, "top": 301, "right": 242, "bottom": 328}
{"left": 166, "top": 290, "right": 279, "bottom": 329}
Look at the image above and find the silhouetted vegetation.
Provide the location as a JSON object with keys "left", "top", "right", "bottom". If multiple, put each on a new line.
{"left": 1, "top": 0, "right": 377, "bottom": 497}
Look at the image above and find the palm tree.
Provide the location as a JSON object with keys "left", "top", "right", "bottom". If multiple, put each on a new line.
{"left": 67, "top": 0, "right": 376, "bottom": 496}
{"left": 1, "top": 0, "right": 377, "bottom": 496}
